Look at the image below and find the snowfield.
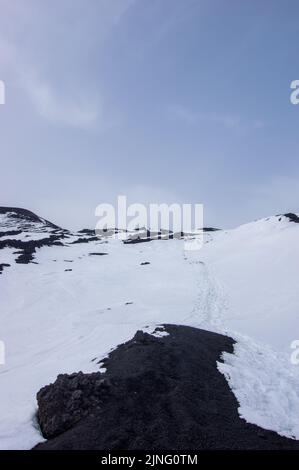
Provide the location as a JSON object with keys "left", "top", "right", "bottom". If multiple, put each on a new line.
{"left": 0, "top": 210, "right": 299, "bottom": 448}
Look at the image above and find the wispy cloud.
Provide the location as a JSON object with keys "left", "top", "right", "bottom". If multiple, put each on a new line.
{"left": 22, "top": 72, "right": 100, "bottom": 130}
{"left": 0, "top": 0, "right": 134, "bottom": 131}
{"left": 168, "top": 104, "right": 265, "bottom": 130}
{"left": 0, "top": 34, "right": 102, "bottom": 130}
{"left": 168, "top": 105, "right": 198, "bottom": 125}
{"left": 169, "top": 104, "right": 241, "bottom": 129}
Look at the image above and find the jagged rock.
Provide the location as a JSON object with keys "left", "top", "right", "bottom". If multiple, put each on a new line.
{"left": 37, "top": 371, "right": 111, "bottom": 439}
{"left": 34, "top": 325, "right": 299, "bottom": 450}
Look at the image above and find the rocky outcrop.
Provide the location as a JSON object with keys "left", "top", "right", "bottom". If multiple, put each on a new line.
{"left": 284, "top": 213, "right": 299, "bottom": 223}
{"left": 34, "top": 325, "right": 299, "bottom": 450}
{"left": 37, "top": 372, "right": 111, "bottom": 439}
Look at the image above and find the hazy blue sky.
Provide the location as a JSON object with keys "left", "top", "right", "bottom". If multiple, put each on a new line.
{"left": 1, "top": 0, "right": 299, "bottom": 229}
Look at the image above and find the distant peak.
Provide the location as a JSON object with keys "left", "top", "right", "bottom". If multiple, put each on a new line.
{"left": 0, "top": 206, "right": 62, "bottom": 230}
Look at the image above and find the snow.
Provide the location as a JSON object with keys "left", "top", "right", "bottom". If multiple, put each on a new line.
{"left": 218, "top": 335, "right": 299, "bottom": 440}
{"left": 0, "top": 248, "right": 17, "bottom": 265}
{"left": 0, "top": 232, "right": 53, "bottom": 242}
{"left": 0, "top": 238, "right": 199, "bottom": 449}
{"left": 1, "top": 213, "right": 299, "bottom": 447}
{"left": 199, "top": 215, "right": 299, "bottom": 351}
{"left": 197, "top": 215, "right": 299, "bottom": 439}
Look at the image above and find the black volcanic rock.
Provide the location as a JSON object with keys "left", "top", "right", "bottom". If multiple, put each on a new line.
{"left": 0, "top": 207, "right": 72, "bottom": 265}
{"left": 0, "top": 207, "right": 110, "bottom": 268}
{"left": 123, "top": 236, "right": 153, "bottom": 244}
{"left": 203, "top": 227, "right": 220, "bottom": 232}
{"left": 34, "top": 325, "right": 299, "bottom": 450}
{"left": 0, "top": 263, "right": 10, "bottom": 274}
{"left": 0, "top": 230, "right": 22, "bottom": 238}
{"left": 0, "top": 236, "right": 65, "bottom": 264}
{"left": 123, "top": 228, "right": 220, "bottom": 245}
{"left": 77, "top": 229, "right": 96, "bottom": 235}
{"left": 88, "top": 252, "right": 108, "bottom": 256}
{"left": 284, "top": 213, "right": 299, "bottom": 223}
{"left": 70, "top": 236, "right": 99, "bottom": 244}
{"left": 36, "top": 371, "right": 111, "bottom": 439}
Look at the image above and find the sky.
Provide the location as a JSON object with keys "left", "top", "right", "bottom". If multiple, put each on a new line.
{"left": 0, "top": 0, "right": 299, "bottom": 230}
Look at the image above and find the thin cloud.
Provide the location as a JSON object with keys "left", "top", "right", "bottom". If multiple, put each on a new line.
{"left": 168, "top": 105, "right": 198, "bottom": 125}
{"left": 0, "top": 0, "right": 134, "bottom": 131}
{"left": 0, "top": 36, "right": 101, "bottom": 130}
{"left": 22, "top": 73, "right": 100, "bottom": 130}
{"left": 169, "top": 104, "right": 265, "bottom": 130}
{"left": 169, "top": 104, "right": 241, "bottom": 129}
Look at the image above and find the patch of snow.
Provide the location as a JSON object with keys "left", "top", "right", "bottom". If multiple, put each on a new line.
{"left": 218, "top": 334, "right": 299, "bottom": 440}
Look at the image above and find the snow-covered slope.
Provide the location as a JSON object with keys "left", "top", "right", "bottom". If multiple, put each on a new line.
{"left": 0, "top": 207, "right": 63, "bottom": 236}
{"left": 0, "top": 208, "right": 299, "bottom": 448}
{"left": 197, "top": 214, "right": 299, "bottom": 439}
{"left": 199, "top": 214, "right": 299, "bottom": 351}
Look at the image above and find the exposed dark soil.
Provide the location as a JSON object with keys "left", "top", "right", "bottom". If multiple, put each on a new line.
{"left": 88, "top": 252, "right": 108, "bottom": 256}
{"left": 77, "top": 229, "right": 96, "bottom": 235}
{"left": 70, "top": 237, "right": 99, "bottom": 244}
{"left": 0, "top": 230, "right": 22, "bottom": 238}
{"left": 34, "top": 325, "right": 299, "bottom": 450}
{"left": 0, "top": 236, "right": 65, "bottom": 264}
{"left": 123, "top": 236, "right": 154, "bottom": 244}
